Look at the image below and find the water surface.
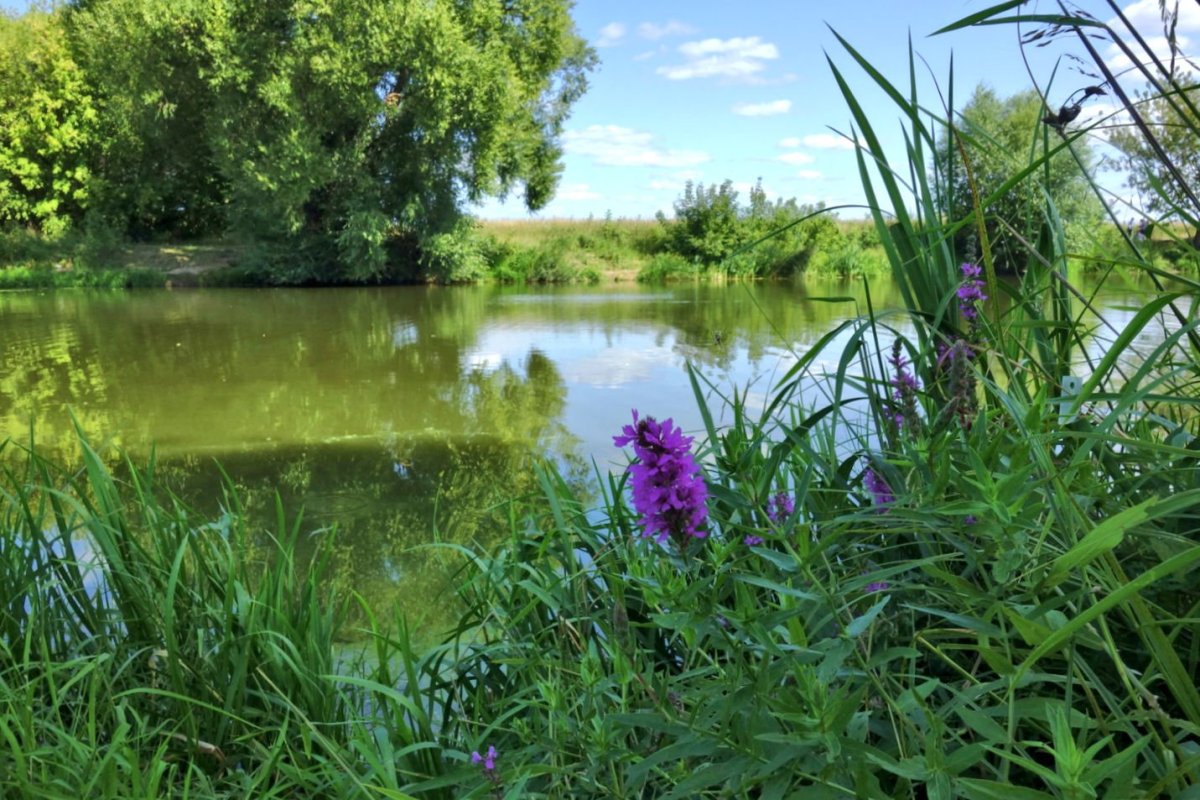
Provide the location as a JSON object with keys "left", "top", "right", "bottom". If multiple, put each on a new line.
{"left": 0, "top": 278, "right": 1170, "bottom": 631}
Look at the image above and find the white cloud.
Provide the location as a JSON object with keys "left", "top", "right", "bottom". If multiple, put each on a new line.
{"left": 596, "top": 22, "right": 626, "bottom": 47}
{"left": 637, "top": 20, "right": 697, "bottom": 40}
{"left": 556, "top": 183, "right": 601, "bottom": 201}
{"left": 733, "top": 99, "right": 792, "bottom": 117}
{"left": 632, "top": 50, "right": 656, "bottom": 62}
{"left": 778, "top": 151, "right": 815, "bottom": 165}
{"left": 1102, "top": 2, "right": 1200, "bottom": 73}
{"left": 1105, "top": 33, "right": 1197, "bottom": 73}
{"left": 657, "top": 36, "right": 779, "bottom": 81}
{"left": 564, "top": 125, "right": 711, "bottom": 168}
{"left": 795, "top": 170, "right": 823, "bottom": 180}
{"left": 1113, "top": 0, "right": 1200, "bottom": 35}
{"left": 778, "top": 136, "right": 802, "bottom": 148}
{"left": 802, "top": 133, "right": 856, "bottom": 150}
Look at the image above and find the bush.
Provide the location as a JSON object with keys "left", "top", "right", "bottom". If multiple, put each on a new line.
{"left": 656, "top": 179, "right": 845, "bottom": 277}
{"left": 420, "top": 220, "right": 490, "bottom": 283}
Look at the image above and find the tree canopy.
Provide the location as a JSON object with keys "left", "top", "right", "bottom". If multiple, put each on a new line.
{"left": 936, "top": 85, "right": 1102, "bottom": 270}
{"left": 0, "top": 0, "right": 594, "bottom": 280}
{"left": 1107, "top": 74, "right": 1200, "bottom": 236}
{"left": 0, "top": 10, "right": 97, "bottom": 237}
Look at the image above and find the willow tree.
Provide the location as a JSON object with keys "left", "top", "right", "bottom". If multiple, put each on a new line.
{"left": 68, "top": 0, "right": 594, "bottom": 278}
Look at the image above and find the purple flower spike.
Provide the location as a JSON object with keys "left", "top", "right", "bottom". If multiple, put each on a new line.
{"left": 865, "top": 581, "right": 891, "bottom": 593}
{"left": 743, "top": 534, "right": 764, "bottom": 546}
{"left": 957, "top": 262, "right": 988, "bottom": 325}
{"left": 614, "top": 410, "right": 709, "bottom": 544}
{"left": 767, "top": 492, "right": 795, "bottom": 523}
{"left": 471, "top": 745, "right": 498, "bottom": 772}
{"left": 863, "top": 466, "right": 894, "bottom": 510}
{"left": 889, "top": 341, "right": 922, "bottom": 433}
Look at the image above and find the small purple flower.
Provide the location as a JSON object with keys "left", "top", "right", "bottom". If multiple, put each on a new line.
{"left": 957, "top": 262, "right": 988, "bottom": 326}
{"left": 938, "top": 339, "right": 978, "bottom": 430}
{"left": 889, "top": 340, "right": 922, "bottom": 432}
{"left": 743, "top": 534, "right": 764, "bottom": 546}
{"left": 471, "top": 745, "right": 498, "bottom": 772}
{"left": 863, "top": 466, "right": 894, "bottom": 509}
{"left": 614, "top": 410, "right": 709, "bottom": 544}
{"left": 964, "top": 515, "right": 977, "bottom": 526}
{"left": 864, "top": 581, "right": 890, "bottom": 593}
{"left": 767, "top": 492, "right": 794, "bottom": 523}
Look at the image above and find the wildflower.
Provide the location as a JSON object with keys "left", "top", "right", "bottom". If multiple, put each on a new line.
{"left": 613, "top": 410, "right": 708, "bottom": 544}
{"left": 957, "top": 262, "right": 988, "bottom": 327}
{"left": 939, "top": 339, "right": 978, "bottom": 431}
{"left": 471, "top": 745, "right": 498, "bottom": 772}
{"left": 864, "top": 580, "right": 890, "bottom": 593}
{"left": 743, "top": 534, "right": 764, "bottom": 546}
{"left": 863, "top": 466, "right": 894, "bottom": 509}
{"left": 889, "top": 340, "right": 921, "bottom": 432}
{"left": 964, "top": 514, "right": 977, "bottom": 526}
{"left": 767, "top": 492, "right": 794, "bottom": 523}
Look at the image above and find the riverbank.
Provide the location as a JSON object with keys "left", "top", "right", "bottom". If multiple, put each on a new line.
{"left": 0, "top": 214, "right": 894, "bottom": 289}
{"left": 4, "top": 216, "right": 1196, "bottom": 291}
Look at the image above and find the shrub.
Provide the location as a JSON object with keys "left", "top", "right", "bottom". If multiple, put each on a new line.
{"left": 420, "top": 220, "right": 490, "bottom": 283}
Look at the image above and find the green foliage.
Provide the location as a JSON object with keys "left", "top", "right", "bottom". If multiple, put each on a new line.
{"left": 1107, "top": 72, "right": 1200, "bottom": 242}
{"left": 935, "top": 85, "right": 1103, "bottom": 272}
{"left": 655, "top": 179, "right": 863, "bottom": 279}
{"left": 420, "top": 219, "right": 490, "bottom": 283}
{"left": 658, "top": 180, "right": 743, "bottom": 263}
{"left": 637, "top": 251, "right": 699, "bottom": 282}
{"left": 490, "top": 235, "right": 599, "bottom": 284}
{"left": 2, "top": 0, "right": 595, "bottom": 279}
{"left": 0, "top": 10, "right": 97, "bottom": 236}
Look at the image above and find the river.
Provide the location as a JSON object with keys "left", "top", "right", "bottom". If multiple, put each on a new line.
{"left": 0, "top": 276, "right": 1171, "bottom": 631}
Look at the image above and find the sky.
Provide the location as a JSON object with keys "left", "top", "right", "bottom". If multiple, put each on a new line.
{"left": 4, "top": 0, "right": 1197, "bottom": 220}
{"left": 470, "top": 0, "right": 1200, "bottom": 220}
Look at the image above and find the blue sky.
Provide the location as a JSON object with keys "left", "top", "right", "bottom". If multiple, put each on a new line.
{"left": 5, "top": 0, "right": 1196, "bottom": 220}
{"left": 472, "top": 0, "right": 1199, "bottom": 220}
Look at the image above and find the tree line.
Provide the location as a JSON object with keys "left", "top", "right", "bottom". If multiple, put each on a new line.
{"left": 0, "top": 1, "right": 594, "bottom": 281}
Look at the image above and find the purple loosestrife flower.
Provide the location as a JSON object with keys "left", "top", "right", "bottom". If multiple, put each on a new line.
{"left": 865, "top": 581, "right": 890, "bottom": 593}
{"left": 939, "top": 339, "right": 978, "bottom": 431}
{"left": 957, "top": 262, "right": 988, "bottom": 327}
{"left": 471, "top": 745, "right": 498, "bottom": 771}
{"left": 767, "top": 492, "right": 795, "bottom": 523}
{"left": 863, "top": 466, "right": 894, "bottom": 510}
{"left": 743, "top": 534, "right": 764, "bottom": 546}
{"left": 889, "top": 340, "right": 922, "bottom": 433}
{"left": 614, "top": 410, "right": 709, "bottom": 544}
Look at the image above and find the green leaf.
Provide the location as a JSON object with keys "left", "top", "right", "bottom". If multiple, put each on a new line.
{"left": 956, "top": 779, "right": 1055, "bottom": 800}
{"left": 1044, "top": 499, "right": 1153, "bottom": 588}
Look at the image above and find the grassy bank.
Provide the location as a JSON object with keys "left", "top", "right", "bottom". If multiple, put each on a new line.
{"left": 1, "top": 206, "right": 895, "bottom": 289}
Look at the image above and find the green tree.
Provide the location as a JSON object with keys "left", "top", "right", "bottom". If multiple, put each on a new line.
{"left": 937, "top": 85, "right": 1102, "bottom": 270}
{"left": 0, "top": 9, "right": 97, "bottom": 236}
{"left": 1107, "top": 74, "right": 1200, "bottom": 243}
{"left": 67, "top": 0, "right": 595, "bottom": 277}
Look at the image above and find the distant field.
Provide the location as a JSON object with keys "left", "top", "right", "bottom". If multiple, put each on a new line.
{"left": 480, "top": 216, "right": 660, "bottom": 245}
